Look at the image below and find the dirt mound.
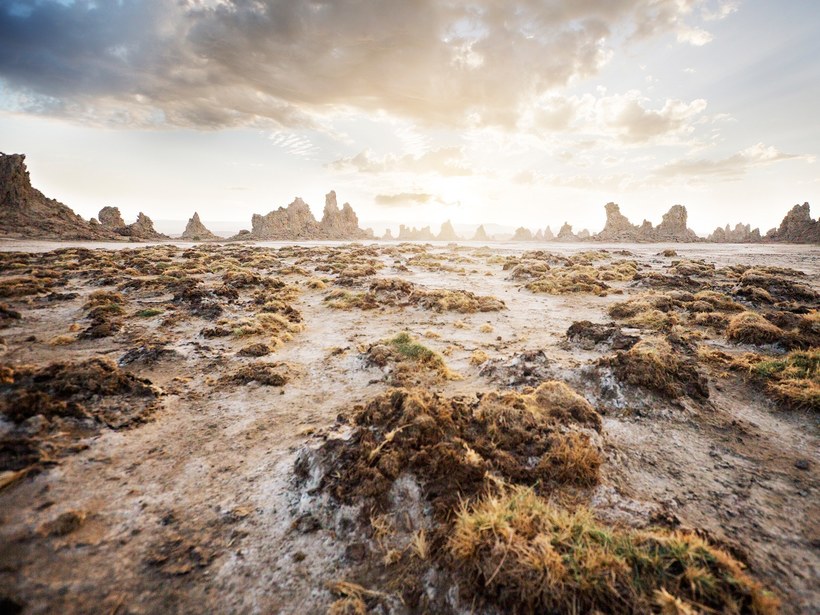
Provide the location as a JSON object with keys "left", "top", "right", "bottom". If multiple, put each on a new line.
{"left": 326, "top": 278, "right": 506, "bottom": 313}
{"left": 726, "top": 312, "right": 785, "bottom": 346}
{"left": 451, "top": 486, "right": 778, "bottom": 614}
{"left": 362, "top": 332, "right": 456, "bottom": 386}
{"left": 315, "top": 383, "right": 602, "bottom": 519}
{"left": 478, "top": 350, "right": 553, "bottom": 388}
{"left": 601, "top": 336, "right": 709, "bottom": 400}
{"left": 566, "top": 320, "right": 638, "bottom": 350}
{"left": 0, "top": 358, "right": 160, "bottom": 471}
{"left": 223, "top": 362, "right": 294, "bottom": 387}
{"left": 0, "top": 357, "right": 159, "bottom": 427}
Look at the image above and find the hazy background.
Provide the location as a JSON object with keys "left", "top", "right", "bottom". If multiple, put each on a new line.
{"left": 1, "top": 0, "right": 818, "bottom": 236}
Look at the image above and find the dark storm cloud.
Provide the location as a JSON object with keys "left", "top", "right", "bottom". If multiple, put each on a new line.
{"left": 0, "top": 0, "right": 721, "bottom": 128}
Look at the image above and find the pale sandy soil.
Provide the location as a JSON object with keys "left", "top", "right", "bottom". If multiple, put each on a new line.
{"left": 0, "top": 241, "right": 817, "bottom": 614}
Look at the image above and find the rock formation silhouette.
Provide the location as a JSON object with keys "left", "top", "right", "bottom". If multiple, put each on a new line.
{"left": 436, "top": 220, "right": 460, "bottom": 241}
{"left": 707, "top": 223, "right": 761, "bottom": 243}
{"left": 240, "top": 191, "right": 371, "bottom": 240}
{"left": 0, "top": 153, "right": 120, "bottom": 240}
{"left": 397, "top": 225, "right": 435, "bottom": 241}
{"left": 472, "top": 225, "right": 490, "bottom": 241}
{"left": 95, "top": 207, "right": 169, "bottom": 241}
{"left": 512, "top": 227, "right": 534, "bottom": 241}
{"left": 765, "top": 203, "right": 819, "bottom": 244}
{"left": 594, "top": 202, "right": 698, "bottom": 242}
{"left": 557, "top": 223, "right": 578, "bottom": 241}
{"left": 181, "top": 212, "right": 219, "bottom": 241}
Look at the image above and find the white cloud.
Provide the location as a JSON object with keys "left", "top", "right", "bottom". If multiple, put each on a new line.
{"left": 654, "top": 143, "right": 814, "bottom": 180}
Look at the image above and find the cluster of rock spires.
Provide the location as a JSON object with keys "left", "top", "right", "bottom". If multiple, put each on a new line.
{"left": 96, "top": 206, "right": 169, "bottom": 241}
{"left": 0, "top": 153, "right": 168, "bottom": 241}
{"left": 1, "top": 152, "right": 818, "bottom": 244}
{"left": 233, "top": 191, "right": 372, "bottom": 241}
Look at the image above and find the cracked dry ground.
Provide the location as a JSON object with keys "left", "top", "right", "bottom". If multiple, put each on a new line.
{"left": 0, "top": 241, "right": 817, "bottom": 614}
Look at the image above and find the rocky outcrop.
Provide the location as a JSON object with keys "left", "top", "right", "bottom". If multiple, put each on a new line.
{"left": 512, "top": 227, "right": 534, "bottom": 241}
{"left": 98, "top": 207, "right": 169, "bottom": 241}
{"left": 557, "top": 223, "right": 578, "bottom": 241}
{"left": 320, "top": 191, "right": 371, "bottom": 240}
{"left": 437, "top": 220, "right": 459, "bottom": 241}
{"left": 98, "top": 206, "right": 125, "bottom": 230}
{"left": 594, "top": 202, "right": 699, "bottom": 242}
{"left": 398, "top": 225, "right": 435, "bottom": 241}
{"left": 596, "top": 203, "right": 638, "bottom": 241}
{"left": 655, "top": 205, "right": 699, "bottom": 242}
{"left": 472, "top": 225, "right": 490, "bottom": 242}
{"left": 127, "top": 213, "right": 169, "bottom": 241}
{"left": 240, "top": 192, "right": 371, "bottom": 240}
{"left": 382, "top": 228, "right": 394, "bottom": 240}
{"left": 543, "top": 226, "right": 555, "bottom": 241}
{"left": 577, "top": 229, "right": 591, "bottom": 240}
{"left": 708, "top": 223, "right": 761, "bottom": 243}
{"left": 534, "top": 229, "right": 544, "bottom": 241}
{"left": 765, "top": 203, "right": 819, "bottom": 244}
{"left": 181, "top": 212, "right": 219, "bottom": 241}
{"left": 246, "top": 198, "right": 319, "bottom": 240}
{"left": 0, "top": 153, "right": 120, "bottom": 240}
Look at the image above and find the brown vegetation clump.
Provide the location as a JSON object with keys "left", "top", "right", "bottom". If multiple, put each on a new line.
{"left": 726, "top": 312, "right": 784, "bottom": 346}
{"left": 224, "top": 362, "right": 293, "bottom": 387}
{"left": 450, "top": 486, "right": 779, "bottom": 615}
{"left": 0, "top": 275, "right": 56, "bottom": 298}
{"left": 0, "top": 357, "right": 159, "bottom": 427}
{"left": 363, "top": 332, "right": 457, "bottom": 386}
{"left": 0, "top": 302, "right": 21, "bottom": 328}
{"left": 749, "top": 349, "right": 819, "bottom": 411}
{"left": 525, "top": 266, "right": 610, "bottom": 296}
{"left": 325, "top": 279, "right": 505, "bottom": 313}
{"left": 324, "top": 289, "right": 380, "bottom": 310}
{"left": 603, "top": 337, "right": 709, "bottom": 400}
{"left": 411, "top": 288, "right": 505, "bottom": 313}
{"left": 202, "top": 313, "right": 304, "bottom": 347}
{"left": 607, "top": 294, "right": 679, "bottom": 331}
{"left": 566, "top": 321, "right": 639, "bottom": 350}
{"left": 320, "top": 383, "right": 602, "bottom": 519}
{"left": 737, "top": 268, "right": 817, "bottom": 303}
{"left": 81, "top": 290, "right": 127, "bottom": 339}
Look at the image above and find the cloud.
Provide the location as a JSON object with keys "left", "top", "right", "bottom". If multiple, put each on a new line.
{"left": 330, "top": 146, "right": 471, "bottom": 176}
{"left": 0, "top": 0, "right": 729, "bottom": 129}
{"left": 375, "top": 192, "right": 437, "bottom": 206}
{"left": 533, "top": 90, "right": 709, "bottom": 144}
{"left": 654, "top": 143, "right": 814, "bottom": 180}
{"left": 676, "top": 26, "right": 713, "bottom": 46}
{"left": 268, "top": 131, "right": 319, "bottom": 159}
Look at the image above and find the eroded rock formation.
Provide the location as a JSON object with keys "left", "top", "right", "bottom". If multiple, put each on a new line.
{"left": 97, "top": 207, "right": 169, "bottom": 241}
{"left": 397, "top": 225, "right": 435, "bottom": 241}
{"left": 320, "top": 191, "right": 371, "bottom": 240}
{"left": 597, "top": 202, "right": 637, "bottom": 240}
{"left": 594, "top": 202, "right": 699, "bottom": 242}
{"left": 557, "top": 223, "right": 578, "bottom": 241}
{"left": 436, "top": 220, "right": 460, "bottom": 241}
{"left": 655, "top": 205, "right": 699, "bottom": 242}
{"left": 472, "top": 225, "right": 490, "bottom": 242}
{"left": 98, "top": 206, "right": 126, "bottom": 230}
{"left": 241, "top": 192, "right": 371, "bottom": 240}
{"left": 0, "top": 153, "right": 120, "bottom": 240}
{"left": 708, "top": 223, "right": 761, "bottom": 243}
{"left": 181, "top": 212, "right": 219, "bottom": 241}
{"left": 766, "top": 203, "right": 819, "bottom": 244}
{"left": 543, "top": 226, "right": 555, "bottom": 241}
{"left": 512, "top": 227, "right": 534, "bottom": 241}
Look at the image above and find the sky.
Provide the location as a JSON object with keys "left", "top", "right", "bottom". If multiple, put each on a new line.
{"left": 0, "top": 0, "right": 818, "bottom": 236}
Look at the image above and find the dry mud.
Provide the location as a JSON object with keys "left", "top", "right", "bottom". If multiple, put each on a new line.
{"left": 0, "top": 240, "right": 817, "bottom": 614}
